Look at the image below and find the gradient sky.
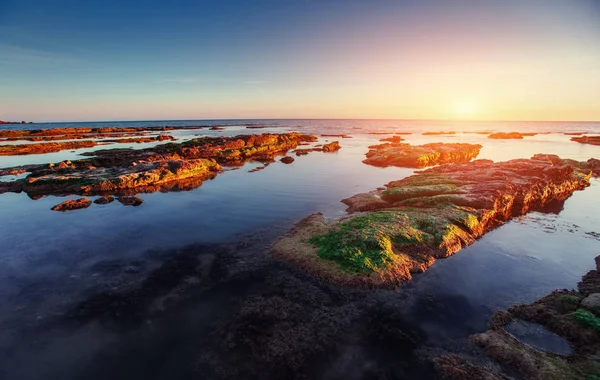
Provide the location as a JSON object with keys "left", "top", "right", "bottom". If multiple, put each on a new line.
{"left": 1, "top": 0, "right": 599, "bottom": 122}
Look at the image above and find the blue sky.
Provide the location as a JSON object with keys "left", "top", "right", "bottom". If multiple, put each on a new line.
{"left": 1, "top": 0, "right": 599, "bottom": 121}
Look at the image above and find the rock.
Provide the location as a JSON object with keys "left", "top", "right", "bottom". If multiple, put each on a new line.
{"left": 209, "top": 126, "right": 224, "bottom": 130}
{"left": 118, "top": 196, "right": 143, "bottom": 206}
{"left": 379, "top": 136, "right": 404, "bottom": 143}
{"left": 595, "top": 255, "right": 600, "bottom": 271}
{"left": 93, "top": 196, "right": 114, "bottom": 205}
{"left": 490, "top": 311, "right": 513, "bottom": 330}
{"left": 433, "top": 354, "right": 509, "bottom": 380}
{"left": 363, "top": 142, "right": 482, "bottom": 168}
{"left": 1, "top": 133, "right": 321, "bottom": 201}
{"left": 581, "top": 293, "right": 600, "bottom": 315}
{"left": 273, "top": 155, "right": 597, "bottom": 288}
{"left": 488, "top": 132, "right": 534, "bottom": 139}
{"left": 51, "top": 198, "right": 92, "bottom": 212}
{"left": 280, "top": 156, "right": 295, "bottom": 164}
{"left": 0, "top": 141, "right": 97, "bottom": 156}
{"left": 422, "top": 131, "right": 456, "bottom": 135}
{"left": 469, "top": 256, "right": 600, "bottom": 380}
{"left": 321, "top": 141, "right": 341, "bottom": 152}
{"left": 571, "top": 136, "right": 600, "bottom": 146}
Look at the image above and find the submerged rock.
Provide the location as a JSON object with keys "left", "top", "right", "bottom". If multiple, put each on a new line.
{"left": 272, "top": 154, "right": 599, "bottom": 288}
{"left": 94, "top": 196, "right": 115, "bottom": 205}
{"left": 118, "top": 196, "right": 143, "bottom": 206}
{"left": 363, "top": 142, "right": 482, "bottom": 168}
{"left": 51, "top": 198, "right": 92, "bottom": 212}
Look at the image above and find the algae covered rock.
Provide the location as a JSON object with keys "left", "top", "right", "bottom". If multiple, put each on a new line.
{"left": 273, "top": 154, "right": 599, "bottom": 288}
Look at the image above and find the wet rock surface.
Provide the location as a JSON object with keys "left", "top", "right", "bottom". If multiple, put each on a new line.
{"left": 467, "top": 256, "right": 600, "bottom": 380}
{"left": 273, "top": 154, "right": 599, "bottom": 288}
{"left": 0, "top": 133, "right": 319, "bottom": 201}
{"left": 363, "top": 142, "right": 482, "bottom": 168}
{"left": 488, "top": 132, "right": 536, "bottom": 139}
{"left": 51, "top": 197, "right": 92, "bottom": 212}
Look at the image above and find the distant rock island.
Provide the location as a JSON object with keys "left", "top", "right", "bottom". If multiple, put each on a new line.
{"left": 0, "top": 120, "right": 31, "bottom": 124}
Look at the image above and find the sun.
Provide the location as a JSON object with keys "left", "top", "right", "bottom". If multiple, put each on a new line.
{"left": 453, "top": 101, "right": 478, "bottom": 118}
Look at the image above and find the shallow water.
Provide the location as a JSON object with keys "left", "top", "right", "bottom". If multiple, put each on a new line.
{"left": 0, "top": 119, "right": 599, "bottom": 379}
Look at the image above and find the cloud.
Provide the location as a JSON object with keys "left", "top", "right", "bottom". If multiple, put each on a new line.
{"left": 0, "top": 43, "right": 82, "bottom": 66}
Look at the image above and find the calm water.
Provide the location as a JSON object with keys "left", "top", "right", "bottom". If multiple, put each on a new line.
{"left": 0, "top": 119, "right": 599, "bottom": 379}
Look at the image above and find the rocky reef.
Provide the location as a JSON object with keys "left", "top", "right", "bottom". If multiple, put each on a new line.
{"left": 363, "top": 142, "right": 482, "bottom": 168}
{"left": 0, "top": 141, "right": 97, "bottom": 155}
{"left": 488, "top": 132, "right": 537, "bottom": 139}
{"left": 463, "top": 255, "right": 600, "bottom": 380}
{"left": 571, "top": 136, "right": 600, "bottom": 146}
{"left": 272, "top": 154, "right": 600, "bottom": 288}
{"left": 0, "top": 133, "right": 319, "bottom": 201}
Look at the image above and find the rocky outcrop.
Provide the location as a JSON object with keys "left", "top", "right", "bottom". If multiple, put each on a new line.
{"left": 94, "top": 196, "right": 114, "bottom": 204}
{"left": 422, "top": 131, "right": 456, "bottom": 135}
{"left": 363, "top": 142, "right": 482, "bottom": 168}
{"left": 272, "top": 155, "right": 599, "bottom": 288}
{"left": 571, "top": 136, "right": 600, "bottom": 146}
{"left": 0, "top": 133, "right": 320, "bottom": 200}
{"left": 118, "top": 196, "right": 143, "bottom": 206}
{"left": 0, "top": 141, "right": 97, "bottom": 155}
{"left": 468, "top": 256, "right": 600, "bottom": 380}
{"left": 488, "top": 132, "right": 536, "bottom": 139}
{"left": 51, "top": 198, "right": 92, "bottom": 212}
{"left": 379, "top": 136, "right": 404, "bottom": 143}
{"left": 321, "top": 141, "right": 341, "bottom": 152}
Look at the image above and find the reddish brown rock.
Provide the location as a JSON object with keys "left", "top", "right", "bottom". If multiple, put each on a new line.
{"left": 571, "top": 135, "right": 600, "bottom": 146}
{"left": 273, "top": 154, "right": 598, "bottom": 288}
{"left": 0, "top": 141, "right": 97, "bottom": 156}
{"left": 423, "top": 131, "right": 456, "bottom": 135}
{"left": 280, "top": 156, "right": 295, "bottom": 164}
{"left": 51, "top": 198, "right": 92, "bottom": 212}
{"left": 118, "top": 196, "right": 143, "bottom": 206}
{"left": 321, "top": 141, "right": 341, "bottom": 152}
{"left": 93, "top": 196, "right": 114, "bottom": 205}
{"left": 379, "top": 136, "right": 404, "bottom": 143}
{"left": 488, "top": 132, "right": 536, "bottom": 139}
{"left": 210, "top": 126, "right": 225, "bottom": 130}
{"left": 363, "top": 142, "right": 482, "bottom": 168}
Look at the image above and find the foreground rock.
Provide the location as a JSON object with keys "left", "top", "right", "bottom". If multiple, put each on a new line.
{"left": 363, "top": 142, "right": 482, "bottom": 168}
{"left": 0, "top": 133, "right": 319, "bottom": 200}
{"left": 468, "top": 255, "right": 600, "bottom": 380}
{"left": 571, "top": 135, "right": 600, "bottom": 146}
{"left": 292, "top": 140, "right": 341, "bottom": 156}
{"left": 93, "top": 196, "right": 114, "bottom": 205}
{"left": 51, "top": 198, "right": 92, "bottom": 212}
{"left": 272, "top": 155, "right": 599, "bottom": 288}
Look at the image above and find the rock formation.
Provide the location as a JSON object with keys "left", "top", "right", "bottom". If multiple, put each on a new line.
{"left": 363, "top": 142, "right": 482, "bottom": 168}
{"left": 272, "top": 155, "right": 600, "bottom": 288}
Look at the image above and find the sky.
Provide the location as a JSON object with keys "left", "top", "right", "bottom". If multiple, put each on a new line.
{"left": 0, "top": 0, "right": 599, "bottom": 122}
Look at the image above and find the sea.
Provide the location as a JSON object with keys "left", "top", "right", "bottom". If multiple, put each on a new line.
{"left": 0, "top": 119, "right": 599, "bottom": 379}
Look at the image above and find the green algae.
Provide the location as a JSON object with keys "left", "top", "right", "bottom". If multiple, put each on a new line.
{"left": 574, "top": 309, "right": 600, "bottom": 333}
{"left": 381, "top": 184, "right": 462, "bottom": 202}
{"left": 308, "top": 211, "right": 426, "bottom": 273}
